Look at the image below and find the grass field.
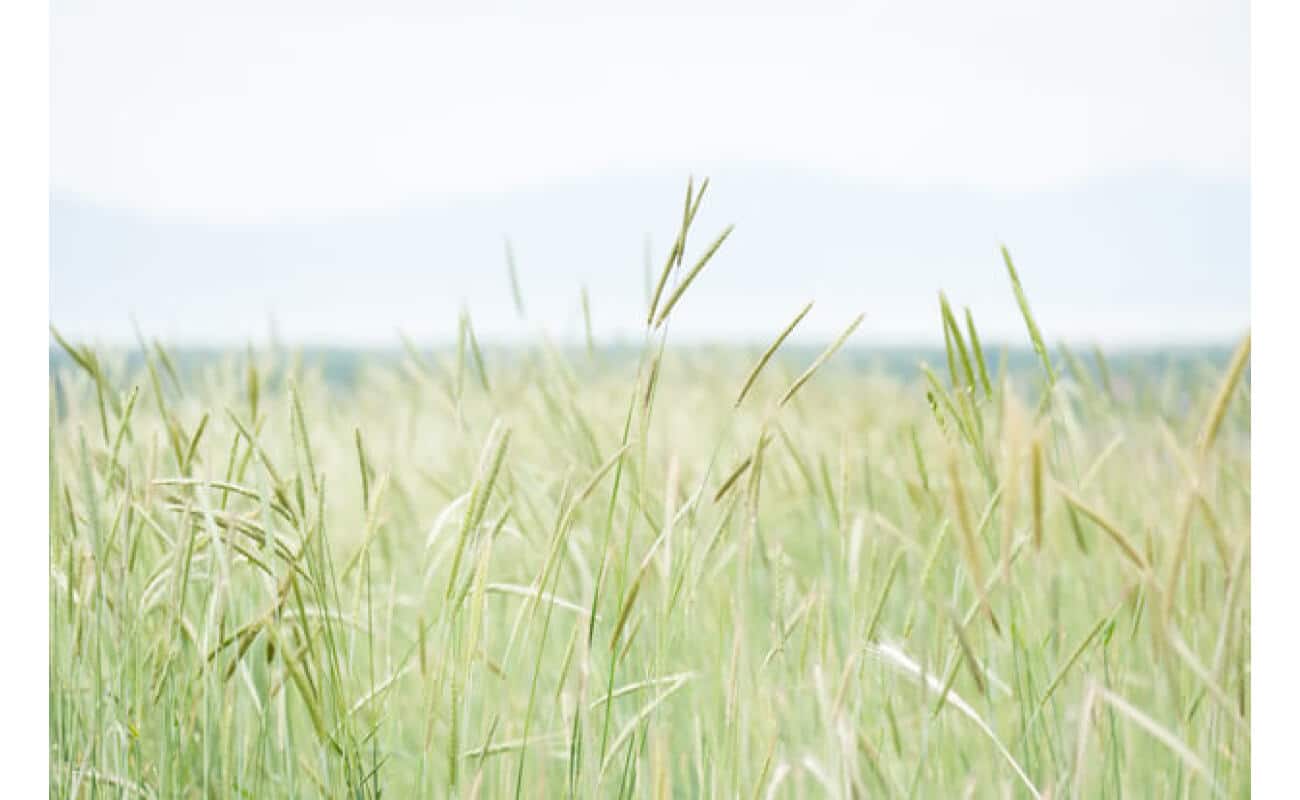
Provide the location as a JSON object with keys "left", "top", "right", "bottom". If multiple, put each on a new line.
{"left": 49, "top": 186, "right": 1250, "bottom": 798}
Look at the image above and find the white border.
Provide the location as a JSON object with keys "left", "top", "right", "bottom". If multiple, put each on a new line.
{"left": 1251, "top": 0, "right": 1299, "bottom": 791}
{"left": 1248, "top": 0, "right": 1300, "bottom": 790}
{"left": 0, "top": 0, "right": 50, "bottom": 792}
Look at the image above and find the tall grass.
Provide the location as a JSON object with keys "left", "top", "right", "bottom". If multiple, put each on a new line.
{"left": 49, "top": 182, "right": 1249, "bottom": 797}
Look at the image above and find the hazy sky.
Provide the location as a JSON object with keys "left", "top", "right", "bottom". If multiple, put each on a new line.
{"left": 51, "top": 0, "right": 1249, "bottom": 346}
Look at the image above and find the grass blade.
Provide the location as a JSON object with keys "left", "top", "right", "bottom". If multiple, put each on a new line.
{"left": 735, "top": 301, "right": 814, "bottom": 407}
{"left": 778, "top": 312, "right": 865, "bottom": 407}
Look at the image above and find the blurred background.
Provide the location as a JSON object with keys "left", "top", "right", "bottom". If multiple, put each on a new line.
{"left": 50, "top": 0, "right": 1249, "bottom": 349}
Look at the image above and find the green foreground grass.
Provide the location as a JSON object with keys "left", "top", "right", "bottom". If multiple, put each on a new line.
{"left": 50, "top": 187, "right": 1250, "bottom": 798}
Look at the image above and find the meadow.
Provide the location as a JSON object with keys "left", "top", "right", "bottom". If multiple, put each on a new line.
{"left": 49, "top": 183, "right": 1250, "bottom": 798}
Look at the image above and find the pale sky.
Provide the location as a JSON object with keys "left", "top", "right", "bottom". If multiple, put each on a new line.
{"left": 51, "top": 0, "right": 1249, "bottom": 346}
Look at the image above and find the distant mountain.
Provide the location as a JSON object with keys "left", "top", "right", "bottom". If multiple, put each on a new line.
{"left": 50, "top": 167, "right": 1248, "bottom": 348}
